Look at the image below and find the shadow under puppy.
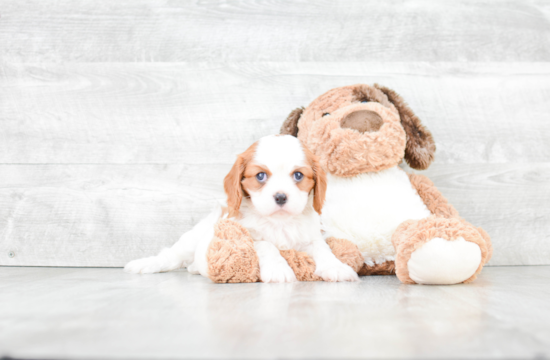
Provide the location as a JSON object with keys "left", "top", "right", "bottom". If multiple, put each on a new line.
{"left": 125, "top": 134, "right": 360, "bottom": 283}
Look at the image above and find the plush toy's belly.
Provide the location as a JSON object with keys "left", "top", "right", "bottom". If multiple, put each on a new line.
{"left": 321, "top": 166, "right": 432, "bottom": 265}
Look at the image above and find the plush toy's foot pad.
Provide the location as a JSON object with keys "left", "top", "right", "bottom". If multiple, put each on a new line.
{"left": 408, "top": 237, "right": 481, "bottom": 285}
{"left": 280, "top": 249, "right": 322, "bottom": 281}
{"left": 393, "top": 217, "right": 489, "bottom": 285}
{"left": 206, "top": 219, "right": 260, "bottom": 283}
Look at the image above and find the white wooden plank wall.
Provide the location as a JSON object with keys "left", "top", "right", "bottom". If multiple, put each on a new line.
{"left": 0, "top": 1, "right": 549, "bottom": 267}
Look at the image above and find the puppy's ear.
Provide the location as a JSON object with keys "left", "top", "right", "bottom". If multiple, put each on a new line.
{"left": 303, "top": 146, "right": 327, "bottom": 214}
{"left": 224, "top": 155, "right": 245, "bottom": 218}
{"left": 280, "top": 107, "right": 304, "bottom": 137}
{"left": 374, "top": 84, "right": 436, "bottom": 170}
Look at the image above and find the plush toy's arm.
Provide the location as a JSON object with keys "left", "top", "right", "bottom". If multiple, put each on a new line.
{"left": 407, "top": 173, "right": 493, "bottom": 263}
{"left": 408, "top": 173, "right": 460, "bottom": 218}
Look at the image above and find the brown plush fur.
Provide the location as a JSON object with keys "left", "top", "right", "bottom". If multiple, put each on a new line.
{"left": 392, "top": 217, "right": 489, "bottom": 284}
{"left": 374, "top": 84, "right": 435, "bottom": 170}
{"left": 280, "top": 238, "right": 364, "bottom": 281}
{"left": 326, "top": 237, "right": 365, "bottom": 273}
{"left": 408, "top": 173, "right": 459, "bottom": 218}
{"left": 280, "top": 84, "right": 435, "bottom": 176}
{"left": 280, "top": 249, "right": 322, "bottom": 281}
{"left": 207, "top": 219, "right": 260, "bottom": 283}
{"left": 280, "top": 107, "right": 304, "bottom": 137}
{"left": 358, "top": 261, "right": 396, "bottom": 276}
{"left": 408, "top": 172, "right": 493, "bottom": 266}
{"left": 207, "top": 220, "right": 363, "bottom": 283}
{"left": 302, "top": 99, "right": 406, "bottom": 177}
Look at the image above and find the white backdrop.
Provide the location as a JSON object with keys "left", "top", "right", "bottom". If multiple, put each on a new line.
{"left": 1, "top": 1, "right": 549, "bottom": 267}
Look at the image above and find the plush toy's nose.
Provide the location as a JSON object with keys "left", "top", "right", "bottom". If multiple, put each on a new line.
{"left": 341, "top": 110, "right": 384, "bottom": 133}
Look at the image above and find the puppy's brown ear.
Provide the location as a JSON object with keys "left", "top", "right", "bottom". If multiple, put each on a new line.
{"left": 224, "top": 143, "right": 258, "bottom": 217}
{"left": 280, "top": 107, "right": 304, "bottom": 137}
{"left": 374, "top": 84, "right": 436, "bottom": 170}
{"left": 303, "top": 146, "right": 327, "bottom": 214}
{"left": 224, "top": 155, "right": 245, "bottom": 218}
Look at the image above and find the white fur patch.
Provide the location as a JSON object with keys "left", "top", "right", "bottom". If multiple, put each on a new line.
{"left": 407, "top": 237, "right": 482, "bottom": 285}
{"left": 248, "top": 135, "right": 310, "bottom": 217}
{"left": 321, "top": 166, "right": 432, "bottom": 265}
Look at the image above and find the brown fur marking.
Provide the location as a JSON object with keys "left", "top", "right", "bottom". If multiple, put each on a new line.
{"left": 241, "top": 164, "right": 272, "bottom": 193}
{"left": 302, "top": 144, "right": 327, "bottom": 214}
{"left": 223, "top": 142, "right": 258, "bottom": 218}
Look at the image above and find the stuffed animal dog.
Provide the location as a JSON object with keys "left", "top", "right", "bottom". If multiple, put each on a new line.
{"left": 280, "top": 84, "right": 493, "bottom": 284}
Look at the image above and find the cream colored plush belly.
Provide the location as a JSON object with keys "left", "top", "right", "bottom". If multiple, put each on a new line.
{"left": 321, "top": 166, "right": 432, "bottom": 265}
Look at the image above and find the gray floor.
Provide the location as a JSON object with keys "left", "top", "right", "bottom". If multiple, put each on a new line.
{"left": 1, "top": 266, "right": 549, "bottom": 359}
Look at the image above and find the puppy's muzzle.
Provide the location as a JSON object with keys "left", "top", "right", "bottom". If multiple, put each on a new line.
{"left": 274, "top": 193, "right": 287, "bottom": 206}
{"left": 341, "top": 110, "right": 383, "bottom": 133}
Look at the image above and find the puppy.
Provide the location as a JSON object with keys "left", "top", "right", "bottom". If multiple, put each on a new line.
{"left": 125, "top": 135, "right": 358, "bottom": 283}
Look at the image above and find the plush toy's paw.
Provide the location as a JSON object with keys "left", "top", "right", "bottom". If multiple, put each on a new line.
{"left": 124, "top": 248, "right": 182, "bottom": 274}
{"left": 393, "top": 217, "right": 490, "bottom": 285}
{"left": 260, "top": 260, "right": 298, "bottom": 283}
{"left": 314, "top": 262, "right": 359, "bottom": 282}
{"left": 206, "top": 219, "right": 261, "bottom": 283}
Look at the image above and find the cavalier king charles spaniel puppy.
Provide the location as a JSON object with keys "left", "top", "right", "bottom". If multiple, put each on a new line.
{"left": 125, "top": 135, "right": 358, "bottom": 283}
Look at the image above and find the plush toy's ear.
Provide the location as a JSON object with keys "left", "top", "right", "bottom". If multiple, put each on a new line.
{"left": 374, "top": 84, "right": 436, "bottom": 170}
{"left": 223, "top": 155, "right": 245, "bottom": 218}
{"left": 280, "top": 107, "right": 304, "bottom": 137}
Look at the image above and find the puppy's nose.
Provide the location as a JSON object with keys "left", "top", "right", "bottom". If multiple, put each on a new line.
{"left": 341, "top": 110, "right": 383, "bottom": 133}
{"left": 274, "top": 193, "right": 287, "bottom": 205}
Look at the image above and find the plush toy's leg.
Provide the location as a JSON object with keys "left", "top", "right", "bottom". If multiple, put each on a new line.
{"left": 281, "top": 238, "right": 365, "bottom": 281}
{"left": 206, "top": 222, "right": 366, "bottom": 283}
{"left": 206, "top": 219, "right": 261, "bottom": 283}
{"left": 325, "top": 238, "right": 365, "bottom": 273}
{"left": 280, "top": 250, "right": 322, "bottom": 281}
{"left": 392, "top": 217, "right": 490, "bottom": 285}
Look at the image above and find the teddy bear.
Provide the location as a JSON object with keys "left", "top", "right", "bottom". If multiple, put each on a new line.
{"left": 207, "top": 84, "right": 493, "bottom": 285}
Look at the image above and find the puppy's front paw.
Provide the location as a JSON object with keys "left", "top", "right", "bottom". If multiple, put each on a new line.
{"left": 260, "top": 261, "right": 297, "bottom": 283}
{"left": 315, "top": 262, "right": 359, "bottom": 282}
{"left": 124, "top": 257, "right": 164, "bottom": 274}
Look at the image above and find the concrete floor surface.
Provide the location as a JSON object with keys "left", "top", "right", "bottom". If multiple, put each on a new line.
{"left": 1, "top": 266, "right": 549, "bottom": 359}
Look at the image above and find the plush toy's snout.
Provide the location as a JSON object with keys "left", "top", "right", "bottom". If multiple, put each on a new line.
{"left": 341, "top": 109, "right": 384, "bottom": 133}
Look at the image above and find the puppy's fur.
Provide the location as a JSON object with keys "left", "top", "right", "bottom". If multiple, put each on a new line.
{"left": 125, "top": 135, "right": 358, "bottom": 283}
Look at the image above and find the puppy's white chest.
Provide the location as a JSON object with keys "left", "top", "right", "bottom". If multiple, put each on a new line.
{"left": 321, "top": 166, "right": 431, "bottom": 265}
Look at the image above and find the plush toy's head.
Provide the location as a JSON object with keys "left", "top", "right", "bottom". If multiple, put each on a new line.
{"left": 280, "top": 84, "right": 436, "bottom": 177}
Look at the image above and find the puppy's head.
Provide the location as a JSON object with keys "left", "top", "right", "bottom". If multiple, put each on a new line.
{"left": 224, "top": 135, "right": 326, "bottom": 218}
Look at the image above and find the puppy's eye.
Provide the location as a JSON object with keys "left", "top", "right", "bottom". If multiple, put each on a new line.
{"left": 256, "top": 172, "right": 267, "bottom": 182}
{"left": 293, "top": 172, "right": 304, "bottom": 181}
{"left": 322, "top": 113, "right": 330, "bottom": 117}
{"left": 361, "top": 100, "right": 368, "bottom": 103}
